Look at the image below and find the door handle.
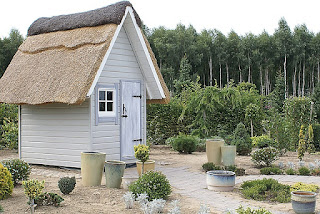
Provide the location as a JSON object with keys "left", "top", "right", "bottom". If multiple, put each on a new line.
{"left": 122, "top": 104, "right": 127, "bottom": 118}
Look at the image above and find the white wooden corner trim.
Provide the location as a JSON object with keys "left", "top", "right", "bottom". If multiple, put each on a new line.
{"left": 87, "top": 8, "right": 130, "bottom": 96}
{"left": 127, "top": 8, "right": 166, "bottom": 99}
{"left": 18, "top": 105, "right": 21, "bottom": 159}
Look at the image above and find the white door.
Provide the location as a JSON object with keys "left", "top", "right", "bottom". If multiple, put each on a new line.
{"left": 120, "top": 81, "right": 141, "bottom": 161}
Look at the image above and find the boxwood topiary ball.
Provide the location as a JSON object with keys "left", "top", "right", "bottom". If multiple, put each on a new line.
{"left": 58, "top": 177, "right": 76, "bottom": 195}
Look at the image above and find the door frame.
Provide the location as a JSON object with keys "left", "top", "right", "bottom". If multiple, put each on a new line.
{"left": 119, "top": 80, "right": 143, "bottom": 161}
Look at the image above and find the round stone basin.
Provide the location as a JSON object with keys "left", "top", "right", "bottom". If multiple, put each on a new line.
{"left": 206, "top": 170, "right": 235, "bottom": 192}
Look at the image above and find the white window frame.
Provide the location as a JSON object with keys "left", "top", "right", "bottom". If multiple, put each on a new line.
{"left": 98, "top": 88, "right": 116, "bottom": 117}
{"left": 95, "top": 84, "right": 119, "bottom": 125}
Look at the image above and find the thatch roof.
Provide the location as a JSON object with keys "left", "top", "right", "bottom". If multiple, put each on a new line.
{"left": 0, "top": 1, "right": 169, "bottom": 105}
{"left": 28, "top": 1, "right": 141, "bottom": 36}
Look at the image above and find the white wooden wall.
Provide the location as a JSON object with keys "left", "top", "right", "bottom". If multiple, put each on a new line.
{"left": 20, "top": 100, "right": 90, "bottom": 168}
{"left": 91, "top": 25, "right": 146, "bottom": 161}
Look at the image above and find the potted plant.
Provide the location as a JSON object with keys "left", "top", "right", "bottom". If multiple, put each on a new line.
{"left": 134, "top": 144, "right": 155, "bottom": 176}
{"left": 291, "top": 191, "right": 317, "bottom": 214}
{"left": 81, "top": 152, "right": 106, "bottom": 186}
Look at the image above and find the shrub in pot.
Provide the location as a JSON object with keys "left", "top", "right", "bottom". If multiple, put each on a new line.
{"left": 128, "top": 171, "right": 171, "bottom": 201}
{"left": 251, "top": 147, "right": 279, "bottom": 167}
{"left": 232, "top": 123, "right": 252, "bottom": 155}
{"left": 134, "top": 144, "right": 154, "bottom": 176}
{"left": 2, "top": 159, "right": 31, "bottom": 186}
{"left": 0, "top": 163, "right": 13, "bottom": 200}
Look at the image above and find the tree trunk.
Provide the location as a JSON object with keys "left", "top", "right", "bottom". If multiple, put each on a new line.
{"left": 219, "top": 63, "right": 222, "bottom": 89}
{"left": 265, "top": 69, "right": 269, "bottom": 95}
{"left": 298, "top": 64, "right": 301, "bottom": 97}
{"left": 284, "top": 54, "right": 287, "bottom": 99}
{"left": 226, "top": 63, "right": 229, "bottom": 88}
{"left": 260, "top": 66, "right": 264, "bottom": 95}
{"left": 293, "top": 66, "right": 297, "bottom": 97}
{"left": 318, "top": 60, "right": 320, "bottom": 84}
{"left": 203, "top": 73, "right": 206, "bottom": 87}
{"left": 248, "top": 54, "right": 251, "bottom": 83}
{"left": 239, "top": 64, "right": 242, "bottom": 83}
{"left": 302, "top": 61, "right": 305, "bottom": 96}
{"left": 312, "top": 65, "right": 315, "bottom": 94}
{"left": 209, "top": 56, "right": 213, "bottom": 86}
{"left": 250, "top": 120, "right": 254, "bottom": 137}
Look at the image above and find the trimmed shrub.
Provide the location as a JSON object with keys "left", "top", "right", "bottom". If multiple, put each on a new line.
{"left": 285, "top": 168, "right": 296, "bottom": 175}
{"left": 232, "top": 123, "right": 252, "bottom": 155}
{"left": 171, "top": 134, "right": 197, "bottom": 154}
{"left": 260, "top": 167, "right": 282, "bottom": 175}
{"left": 251, "top": 135, "right": 275, "bottom": 148}
{"left": 129, "top": 171, "right": 171, "bottom": 201}
{"left": 58, "top": 177, "right": 76, "bottom": 195}
{"left": 0, "top": 163, "right": 13, "bottom": 200}
{"left": 313, "top": 124, "right": 320, "bottom": 151}
{"left": 33, "top": 192, "right": 64, "bottom": 207}
{"left": 202, "top": 162, "right": 221, "bottom": 172}
{"left": 235, "top": 168, "right": 246, "bottom": 176}
{"left": 236, "top": 205, "right": 272, "bottom": 214}
{"left": 251, "top": 147, "right": 279, "bottom": 167}
{"left": 195, "top": 139, "right": 206, "bottom": 152}
{"left": 240, "top": 178, "right": 291, "bottom": 203}
{"left": 291, "top": 182, "right": 319, "bottom": 193}
{"left": 0, "top": 204, "right": 3, "bottom": 212}
{"left": 311, "top": 168, "right": 320, "bottom": 176}
{"left": 2, "top": 159, "right": 31, "bottom": 186}
{"left": 298, "top": 167, "right": 311, "bottom": 176}
{"left": 22, "top": 179, "right": 45, "bottom": 200}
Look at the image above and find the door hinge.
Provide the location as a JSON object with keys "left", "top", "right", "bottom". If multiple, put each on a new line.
{"left": 133, "top": 95, "right": 142, "bottom": 98}
{"left": 133, "top": 139, "right": 142, "bottom": 142}
{"left": 121, "top": 115, "right": 128, "bottom": 118}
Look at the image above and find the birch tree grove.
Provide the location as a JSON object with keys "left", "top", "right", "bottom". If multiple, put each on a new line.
{"left": 147, "top": 18, "right": 320, "bottom": 97}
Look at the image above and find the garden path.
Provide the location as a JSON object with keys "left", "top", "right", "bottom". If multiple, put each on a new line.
{"left": 124, "top": 165, "right": 320, "bottom": 214}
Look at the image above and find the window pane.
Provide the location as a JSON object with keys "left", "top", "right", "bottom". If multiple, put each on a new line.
{"left": 107, "top": 102, "right": 113, "bottom": 111}
{"left": 99, "top": 102, "right": 106, "bottom": 111}
{"left": 99, "top": 91, "right": 105, "bottom": 100}
{"left": 107, "top": 91, "right": 113, "bottom": 101}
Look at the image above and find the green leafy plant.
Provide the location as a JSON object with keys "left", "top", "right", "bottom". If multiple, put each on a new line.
{"left": 311, "top": 168, "right": 320, "bottom": 176}
{"left": 251, "top": 135, "right": 275, "bottom": 148}
{"left": 2, "top": 159, "right": 31, "bottom": 186}
{"left": 240, "top": 178, "right": 291, "bottom": 203}
{"left": 58, "top": 177, "right": 76, "bottom": 195}
{"left": 22, "top": 179, "right": 45, "bottom": 200}
{"left": 202, "top": 162, "right": 222, "bottom": 172}
{"left": 128, "top": 171, "right": 171, "bottom": 201}
{"left": 1, "top": 118, "right": 18, "bottom": 150}
{"left": 32, "top": 192, "right": 64, "bottom": 207}
{"left": 298, "top": 125, "right": 307, "bottom": 160}
{"left": 0, "top": 204, "right": 3, "bottom": 212}
{"left": 298, "top": 166, "right": 311, "bottom": 176}
{"left": 0, "top": 163, "right": 13, "bottom": 200}
{"left": 307, "top": 125, "right": 316, "bottom": 153}
{"left": 170, "top": 134, "right": 197, "bottom": 154}
{"left": 285, "top": 168, "right": 296, "bottom": 175}
{"left": 235, "top": 205, "right": 272, "bottom": 214}
{"left": 134, "top": 144, "right": 150, "bottom": 175}
{"left": 251, "top": 147, "right": 279, "bottom": 167}
{"left": 291, "top": 182, "right": 319, "bottom": 192}
{"left": 232, "top": 123, "right": 252, "bottom": 155}
{"left": 260, "top": 166, "right": 282, "bottom": 175}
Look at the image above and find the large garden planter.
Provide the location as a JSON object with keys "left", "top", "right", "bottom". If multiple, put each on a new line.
{"left": 206, "top": 170, "right": 235, "bottom": 192}
{"left": 81, "top": 152, "right": 106, "bottom": 186}
{"left": 221, "top": 145, "right": 236, "bottom": 166}
{"left": 104, "top": 160, "right": 126, "bottom": 188}
{"left": 122, "top": 176, "right": 139, "bottom": 190}
{"left": 206, "top": 139, "right": 224, "bottom": 165}
{"left": 291, "top": 191, "right": 317, "bottom": 214}
{"left": 136, "top": 160, "right": 155, "bottom": 176}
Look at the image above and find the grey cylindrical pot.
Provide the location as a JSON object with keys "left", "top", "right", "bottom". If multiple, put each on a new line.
{"left": 291, "top": 191, "right": 317, "bottom": 214}
{"left": 105, "top": 160, "right": 126, "bottom": 188}
{"left": 81, "top": 152, "right": 106, "bottom": 186}
{"left": 221, "top": 145, "right": 236, "bottom": 166}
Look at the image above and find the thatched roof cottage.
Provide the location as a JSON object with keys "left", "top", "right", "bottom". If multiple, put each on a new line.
{"left": 0, "top": 1, "right": 169, "bottom": 167}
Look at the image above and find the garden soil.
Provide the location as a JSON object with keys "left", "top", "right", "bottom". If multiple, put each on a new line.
{"left": 1, "top": 147, "right": 320, "bottom": 213}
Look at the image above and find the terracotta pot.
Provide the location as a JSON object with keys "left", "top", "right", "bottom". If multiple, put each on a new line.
{"left": 206, "top": 139, "right": 224, "bottom": 165}
{"left": 206, "top": 170, "right": 235, "bottom": 192}
{"left": 291, "top": 191, "right": 317, "bottom": 214}
{"left": 136, "top": 160, "right": 155, "bottom": 176}
{"left": 81, "top": 152, "right": 106, "bottom": 186}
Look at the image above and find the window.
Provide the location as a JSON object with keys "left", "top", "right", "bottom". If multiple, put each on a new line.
{"left": 98, "top": 88, "right": 116, "bottom": 117}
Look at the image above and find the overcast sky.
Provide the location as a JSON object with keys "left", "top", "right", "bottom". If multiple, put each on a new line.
{"left": 1, "top": 0, "right": 320, "bottom": 38}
